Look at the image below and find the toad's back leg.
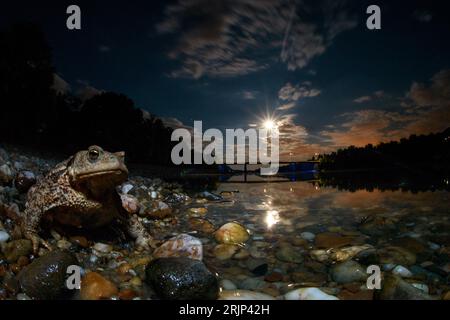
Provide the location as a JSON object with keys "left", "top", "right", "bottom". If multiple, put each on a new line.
{"left": 22, "top": 185, "right": 102, "bottom": 253}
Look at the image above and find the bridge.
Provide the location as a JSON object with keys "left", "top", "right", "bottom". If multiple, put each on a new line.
{"left": 217, "top": 161, "right": 320, "bottom": 183}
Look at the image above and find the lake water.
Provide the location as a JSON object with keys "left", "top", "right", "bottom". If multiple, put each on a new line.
{"left": 179, "top": 174, "right": 450, "bottom": 299}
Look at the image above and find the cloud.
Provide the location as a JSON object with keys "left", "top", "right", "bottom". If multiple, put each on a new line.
{"left": 353, "top": 96, "right": 371, "bottom": 103}
{"left": 242, "top": 90, "right": 257, "bottom": 100}
{"left": 353, "top": 90, "right": 385, "bottom": 103}
{"left": 322, "top": 69, "right": 450, "bottom": 148}
{"left": 157, "top": 0, "right": 357, "bottom": 78}
{"left": 98, "top": 45, "right": 111, "bottom": 53}
{"left": 275, "top": 113, "right": 332, "bottom": 159}
{"left": 76, "top": 85, "right": 104, "bottom": 102}
{"left": 161, "top": 117, "right": 194, "bottom": 131}
{"left": 52, "top": 74, "right": 70, "bottom": 94}
{"left": 278, "top": 82, "right": 321, "bottom": 101}
{"left": 413, "top": 10, "right": 433, "bottom": 23}
{"left": 277, "top": 102, "right": 296, "bottom": 111}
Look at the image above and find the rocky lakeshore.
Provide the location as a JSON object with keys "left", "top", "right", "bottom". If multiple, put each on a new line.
{"left": 1, "top": 146, "right": 450, "bottom": 300}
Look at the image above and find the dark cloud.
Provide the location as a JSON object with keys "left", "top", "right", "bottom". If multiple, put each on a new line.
{"left": 278, "top": 82, "right": 321, "bottom": 101}
{"left": 157, "top": 0, "right": 357, "bottom": 78}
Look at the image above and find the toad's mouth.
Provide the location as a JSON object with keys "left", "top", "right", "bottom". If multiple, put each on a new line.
{"left": 77, "top": 169, "right": 128, "bottom": 180}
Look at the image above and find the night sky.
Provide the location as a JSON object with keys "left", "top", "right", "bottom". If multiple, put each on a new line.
{"left": 1, "top": 0, "right": 450, "bottom": 160}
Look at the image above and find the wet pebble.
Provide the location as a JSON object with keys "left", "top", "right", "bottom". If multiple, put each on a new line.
{"left": 145, "top": 257, "right": 219, "bottom": 300}
{"left": 300, "top": 232, "right": 315, "bottom": 241}
{"left": 376, "top": 275, "right": 432, "bottom": 300}
{"left": 246, "top": 258, "right": 268, "bottom": 276}
{"left": 215, "top": 222, "right": 250, "bottom": 244}
{"left": 275, "top": 243, "right": 303, "bottom": 263}
{"left": 392, "top": 265, "right": 413, "bottom": 278}
{"left": 18, "top": 250, "right": 78, "bottom": 300}
{"left": 188, "top": 218, "right": 215, "bottom": 234}
{"left": 331, "top": 260, "right": 367, "bottom": 284}
{"left": 154, "top": 233, "right": 203, "bottom": 261}
{"left": 220, "top": 279, "right": 237, "bottom": 290}
{"left": 213, "top": 244, "right": 239, "bottom": 260}
{"left": 80, "top": 272, "right": 119, "bottom": 300}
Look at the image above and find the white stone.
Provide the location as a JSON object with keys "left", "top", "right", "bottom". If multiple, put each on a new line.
{"left": 428, "top": 242, "right": 440, "bottom": 250}
{"left": 16, "top": 293, "right": 32, "bottom": 300}
{"left": 220, "top": 279, "right": 237, "bottom": 290}
{"left": 284, "top": 288, "right": 339, "bottom": 300}
{"left": 0, "top": 230, "right": 10, "bottom": 243}
{"left": 411, "top": 283, "right": 429, "bottom": 294}
{"left": 151, "top": 191, "right": 158, "bottom": 199}
{"left": 392, "top": 265, "right": 413, "bottom": 278}
{"left": 153, "top": 233, "right": 203, "bottom": 260}
{"left": 57, "top": 239, "right": 72, "bottom": 250}
{"left": 300, "top": 232, "right": 315, "bottom": 241}
{"left": 310, "top": 249, "right": 329, "bottom": 262}
{"left": 121, "top": 183, "right": 134, "bottom": 194}
{"left": 219, "top": 290, "right": 275, "bottom": 300}
{"left": 93, "top": 242, "right": 113, "bottom": 253}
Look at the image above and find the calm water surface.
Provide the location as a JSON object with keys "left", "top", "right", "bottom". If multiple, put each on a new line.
{"left": 178, "top": 175, "right": 450, "bottom": 297}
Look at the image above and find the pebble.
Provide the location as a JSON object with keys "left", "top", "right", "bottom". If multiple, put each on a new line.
{"left": 411, "top": 283, "right": 429, "bottom": 294}
{"left": 215, "top": 222, "right": 250, "bottom": 244}
{"left": 285, "top": 288, "right": 339, "bottom": 300}
{"left": 315, "top": 232, "right": 356, "bottom": 249}
{"left": 376, "top": 275, "right": 432, "bottom": 300}
{"left": 240, "top": 278, "right": 266, "bottom": 291}
{"left": 2, "top": 239, "right": 32, "bottom": 263}
{"left": 264, "top": 272, "right": 283, "bottom": 282}
{"left": 80, "top": 272, "right": 119, "bottom": 300}
{"left": 330, "top": 245, "right": 373, "bottom": 262}
{"left": 70, "top": 236, "right": 89, "bottom": 248}
{"left": 57, "top": 239, "right": 72, "bottom": 250}
{"left": 14, "top": 170, "right": 36, "bottom": 193}
{"left": 0, "top": 230, "right": 10, "bottom": 243}
{"left": 93, "top": 242, "right": 113, "bottom": 254}
{"left": 213, "top": 244, "right": 239, "bottom": 260}
{"left": 16, "top": 293, "right": 32, "bottom": 300}
{"left": 188, "top": 218, "right": 215, "bottom": 234}
{"left": 220, "top": 279, "right": 237, "bottom": 290}
{"left": 392, "top": 265, "right": 413, "bottom": 278}
{"left": 120, "top": 194, "right": 140, "bottom": 214}
{"left": 310, "top": 249, "right": 329, "bottom": 262}
{"left": 331, "top": 260, "right": 367, "bottom": 284}
{"left": 121, "top": 183, "right": 134, "bottom": 194}
{"left": 246, "top": 258, "right": 268, "bottom": 276}
{"left": 0, "top": 164, "right": 14, "bottom": 184}
{"left": 18, "top": 250, "right": 78, "bottom": 299}
{"left": 145, "top": 257, "right": 219, "bottom": 300}
{"left": 275, "top": 243, "right": 303, "bottom": 263}
{"left": 300, "top": 232, "right": 315, "bottom": 241}
{"left": 153, "top": 233, "right": 203, "bottom": 261}
{"left": 233, "top": 248, "right": 250, "bottom": 260}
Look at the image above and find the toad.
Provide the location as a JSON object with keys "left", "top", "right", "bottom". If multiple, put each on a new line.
{"left": 22, "top": 145, "right": 154, "bottom": 252}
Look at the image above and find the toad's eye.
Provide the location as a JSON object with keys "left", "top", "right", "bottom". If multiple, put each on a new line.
{"left": 88, "top": 149, "right": 100, "bottom": 162}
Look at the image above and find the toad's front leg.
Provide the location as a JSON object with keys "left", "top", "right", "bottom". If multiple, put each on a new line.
{"left": 21, "top": 209, "right": 52, "bottom": 254}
